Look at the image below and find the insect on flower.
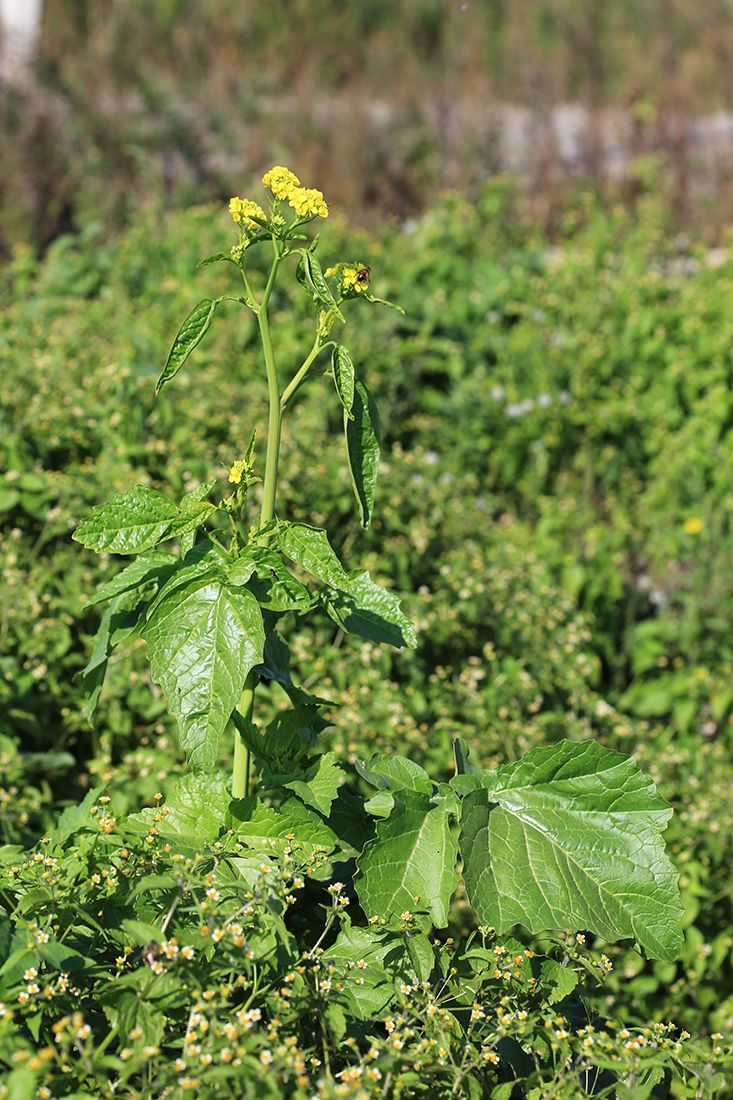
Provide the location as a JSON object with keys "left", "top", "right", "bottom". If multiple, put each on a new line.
{"left": 356, "top": 267, "right": 371, "bottom": 283}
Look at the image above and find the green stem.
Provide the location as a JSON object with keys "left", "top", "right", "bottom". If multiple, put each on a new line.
{"left": 233, "top": 669, "right": 256, "bottom": 799}
{"left": 233, "top": 244, "right": 283, "bottom": 798}
{"left": 281, "top": 335, "right": 329, "bottom": 410}
{"left": 259, "top": 247, "right": 283, "bottom": 529}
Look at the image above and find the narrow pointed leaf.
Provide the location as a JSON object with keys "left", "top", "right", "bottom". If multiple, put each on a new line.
{"left": 332, "top": 345, "right": 355, "bottom": 417}
{"left": 323, "top": 569, "right": 416, "bottom": 648}
{"left": 345, "top": 379, "right": 380, "bottom": 528}
{"left": 364, "top": 293, "right": 405, "bottom": 313}
{"left": 355, "top": 789, "right": 458, "bottom": 929}
{"left": 197, "top": 253, "right": 236, "bottom": 268}
{"left": 296, "top": 251, "right": 344, "bottom": 320}
{"left": 166, "top": 501, "right": 216, "bottom": 540}
{"left": 277, "top": 521, "right": 350, "bottom": 588}
{"left": 142, "top": 579, "right": 265, "bottom": 773}
{"left": 156, "top": 298, "right": 217, "bottom": 393}
{"left": 457, "top": 740, "right": 683, "bottom": 960}
{"left": 73, "top": 486, "right": 179, "bottom": 554}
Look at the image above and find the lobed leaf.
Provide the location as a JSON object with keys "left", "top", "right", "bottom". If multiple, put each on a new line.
{"left": 456, "top": 740, "right": 683, "bottom": 960}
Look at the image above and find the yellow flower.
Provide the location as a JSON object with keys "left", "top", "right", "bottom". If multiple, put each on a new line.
{"left": 228, "top": 459, "right": 249, "bottom": 485}
{"left": 229, "top": 197, "right": 266, "bottom": 227}
{"left": 262, "top": 166, "right": 301, "bottom": 199}
{"left": 288, "top": 187, "right": 329, "bottom": 219}
{"left": 683, "top": 517, "right": 703, "bottom": 535}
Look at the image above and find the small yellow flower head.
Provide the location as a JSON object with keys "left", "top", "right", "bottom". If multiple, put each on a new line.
{"left": 228, "top": 459, "right": 250, "bottom": 485}
{"left": 683, "top": 517, "right": 703, "bottom": 535}
{"left": 262, "top": 166, "right": 301, "bottom": 199}
{"left": 229, "top": 197, "right": 266, "bottom": 227}
{"left": 326, "top": 262, "right": 370, "bottom": 296}
{"left": 288, "top": 187, "right": 329, "bottom": 220}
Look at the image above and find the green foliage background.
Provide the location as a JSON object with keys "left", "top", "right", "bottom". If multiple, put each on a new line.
{"left": 2, "top": 180, "right": 733, "bottom": 1075}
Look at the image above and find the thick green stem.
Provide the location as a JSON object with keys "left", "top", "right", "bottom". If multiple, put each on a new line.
{"left": 233, "top": 669, "right": 257, "bottom": 799}
{"left": 259, "top": 251, "right": 283, "bottom": 528}
{"left": 233, "top": 246, "right": 282, "bottom": 797}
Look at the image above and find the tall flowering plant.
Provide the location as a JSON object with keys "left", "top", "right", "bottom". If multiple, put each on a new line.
{"left": 73, "top": 164, "right": 682, "bottom": 1010}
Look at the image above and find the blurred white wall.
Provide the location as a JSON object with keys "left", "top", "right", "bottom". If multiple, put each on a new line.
{"left": 0, "top": 0, "right": 43, "bottom": 83}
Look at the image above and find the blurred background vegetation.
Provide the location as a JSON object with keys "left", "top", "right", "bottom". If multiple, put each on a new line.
{"left": 5, "top": 0, "right": 733, "bottom": 258}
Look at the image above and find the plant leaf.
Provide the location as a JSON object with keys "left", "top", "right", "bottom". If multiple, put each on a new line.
{"left": 332, "top": 345, "right": 355, "bottom": 418}
{"left": 284, "top": 751, "right": 343, "bottom": 816}
{"left": 277, "top": 521, "right": 351, "bottom": 589}
{"left": 295, "top": 251, "right": 344, "bottom": 321}
{"left": 87, "top": 551, "right": 178, "bottom": 607}
{"left": 236, "top": 547, "right": 311, "bottom": 612}
{"left": 142, "top": 578, "right": 265, "bottom": 773}
{"left": 325, "top": 925, "right": 416, "bottom": 1019}
{"left": 456, "top": 739, "right": 683, "bottom": 960}
{"left": 323, "top": 569, "right": 416, "bottom": 648}
{"left": 345, "top": 379, "right": 380, "bottom": 528}
{"left": 73, "top": 486, "right": 179, "bottom": 554}
{"left": 156, "top": 298, "right": 217, "bottom": 393}
{"left": 254, "top": 631, "right": 332, "bottom": 706}
{"left": 197, "top": 253, "right": 236, "bottom": 268}
{"left": 80, "top": 593, "right": 151, "bottom": 724}
{"left": 355, "top": 788, "right": 458, "bottom": 929}
{"left": 363, "top": 293, "right": 405, "bottom": 313}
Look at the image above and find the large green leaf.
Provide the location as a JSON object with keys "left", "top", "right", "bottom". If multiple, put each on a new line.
{"left": 455, "top": 740, "right": 683, "bottom": 960}
{"left": 277, "top": 521, "right": 351, "bottom": 589}
{"left": 126, "top": 773, "right": 231, "bottom": 845}
{"left": 235, "top": 547, "right": 311, "bottom": 612}
{"left": 355, "top": 788, "right": 458, "bottom": 929}
{"left": 345, "top": 379, "right": 380, "bottom": 528}
{"left": 227, "top": 795, "right": 339, "bottom": 857}
{"left": 325, "top": 924, "right": 414, "bottom": 1019}
{"left": 142, "top": 578, "right": 264, "bottom": 773}
{"left": 323, "top": 569, "right": 416, "bottom": 648}
{"left": 73, "top": 486, "right": 179, "bottom": 554}
{"left": 156, "top": 297, "right": 217, "bottom": 393}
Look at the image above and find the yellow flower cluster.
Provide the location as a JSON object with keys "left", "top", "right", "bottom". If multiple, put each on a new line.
{"left": 262, "top": 165, "right": 329, "bottom": 220}
{"left": 262, "top": 165, "right": 301, "bottom": 199}
{"left": 228, "top": 197, "right": 266, "bottom": 227}
{"left": 324, "top": 263, "right": 370, "bottom": 295}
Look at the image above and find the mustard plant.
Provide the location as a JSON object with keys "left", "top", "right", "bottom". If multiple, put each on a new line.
{"left": 58, "top": 166, "right": 710, "bottom": 1095}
